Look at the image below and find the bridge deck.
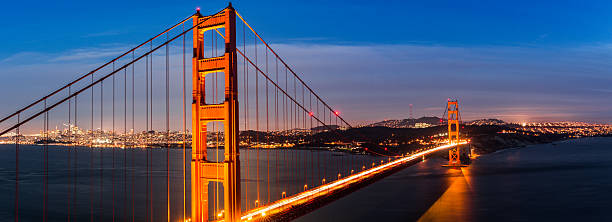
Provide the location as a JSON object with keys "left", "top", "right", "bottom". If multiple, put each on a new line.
{"left": 236, "top": 142, "right": 467, "bottom": 222}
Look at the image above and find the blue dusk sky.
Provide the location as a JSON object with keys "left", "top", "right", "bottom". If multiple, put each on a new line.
{"left": 1, "top": 0, "right": 612, "bottom": 125}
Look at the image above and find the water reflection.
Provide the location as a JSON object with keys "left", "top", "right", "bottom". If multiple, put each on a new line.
{"left": 417, "top": 167, "right": 473, "bottom": 222}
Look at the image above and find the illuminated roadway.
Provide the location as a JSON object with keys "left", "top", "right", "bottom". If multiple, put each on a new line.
{"left": 236, "top": 141, "right": 469, "bottom": 221}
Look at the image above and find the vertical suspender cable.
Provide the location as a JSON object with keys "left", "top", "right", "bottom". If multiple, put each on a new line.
{"left": 165, "top": 32, "right": 170, "bottom": 222}
{"left": 309, "top": 92, "right": 313, "bottom": 187}
{"left": 145, "top": 54, "right": 150, "bottom": 222}
{"left": 181, "top": 22, "right": 187, "bottom": 222}
{"left": 255, "top": 34, "right": 260, "bottom": 206}
{"left": 112, "top": 63, "right": 116, "bottom": 222}
{"left": 150, "top": 42, "right": 154, "bottom": 133}
{"left": 318, "top": 100, "right": 321, "bottom": 184}
{"left": 131, "top": 51, "right": 135, "bottom": 222}
{"left": 15, "top": 113, "right": 19, "bottom": 222}
{"left": 68, "top": 87, "right": 72, "bottom": 222}
{"left": 146, "top": 55, "right": 149, "bottom": 132}
{"left": 90, "top": 73, "right": 94, "bottom": 222}
{"left": 43, "top": 99, "right": 48, "bottom": 222}
{"left": 149, "top": 42, "right": 154, "bottom": 221}
{"left": 265, "top": 47, "right": 270, "bottom": 204}
{"left": 293, "top": 75, "right": 297, "bottom": 193}
{"left": 123, "top": 67, "right": 127, "bottom": 222}
{"left": 100, "top": 75, "right": 104, "bottom": 218}
{"left": 302, "top": 85, "right": 306, "bottom": 186}
{"left": 284, "top": 67, "right": 288, "bottom": 195}
{"left": 274, "top": 56, "right": 279, "bottom": 198}
{"left": 73, "top": 96, "right": 78, "bottom": 220}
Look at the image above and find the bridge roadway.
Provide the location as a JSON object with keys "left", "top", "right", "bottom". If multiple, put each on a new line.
{"left": 235, "top": 141, "right": 469, "bottom": 222}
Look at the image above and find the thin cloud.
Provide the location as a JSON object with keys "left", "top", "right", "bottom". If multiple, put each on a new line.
{"left": 0, "top": 45, "right": 129, "bottom": 64}
{"left": 50, "top": 47, "right": 127, "bottom": 62}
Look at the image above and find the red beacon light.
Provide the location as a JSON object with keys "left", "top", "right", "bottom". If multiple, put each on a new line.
{"left": 196, "top": 7, "right": 201, "bottom": 12}
{"left": 309, "top": 112, "right": 314, "bottom": 117}
{"left": 334, "top": 110, "right": 340, "bottom": 116}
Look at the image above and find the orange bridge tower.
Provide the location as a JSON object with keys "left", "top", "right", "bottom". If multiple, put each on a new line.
{"left": 446, "top": 99, "right": 462, "bottom": 166}
{"left": 191, "top": 4, "right": 240, "bottom": 222}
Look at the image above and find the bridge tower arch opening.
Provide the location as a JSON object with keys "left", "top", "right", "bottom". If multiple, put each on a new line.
{"left": 191, "top": 4, "right": 240, "bottom": 222}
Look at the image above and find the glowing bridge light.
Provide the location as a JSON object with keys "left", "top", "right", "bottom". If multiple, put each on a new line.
{"left": 334, "top": 110, "right": 340, "bottom": 116}
{"left": 308, "top": 111, "right": 314, "bottom": 116}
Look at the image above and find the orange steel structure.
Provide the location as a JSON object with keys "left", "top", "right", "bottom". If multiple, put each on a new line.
{"left": 447, "top": 100, "right": 461, "bottom": 166}
{"left": 191, "top": 4, "right": 240, "bottom": 222}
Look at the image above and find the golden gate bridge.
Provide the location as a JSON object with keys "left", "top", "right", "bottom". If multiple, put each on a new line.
{"left": 0, "top": 4, "right": 468, "bottom": 222}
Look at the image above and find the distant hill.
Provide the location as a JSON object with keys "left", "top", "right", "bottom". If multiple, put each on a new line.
{"left": 311, "top": 125, "right": 340, "bottom": 132}
{"left": 366, "top": 116, "right": 444, "bottom": 128}
{"left": 467, "top": 118, "right": 506, "bottom": 126}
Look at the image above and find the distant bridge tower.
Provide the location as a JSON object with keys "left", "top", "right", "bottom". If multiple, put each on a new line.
{"left": 191, "top": 4, "right": 240, "bottom": 222}
{"left": 409, "top": 104, "right": 413, "bottom": 119}
{"left": 446, "top": 99, "right": 462, "bottom": 166}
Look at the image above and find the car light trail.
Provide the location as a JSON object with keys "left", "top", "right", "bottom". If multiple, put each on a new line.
{"left": 237, "top": 141, "right": 468, "bottom": 221}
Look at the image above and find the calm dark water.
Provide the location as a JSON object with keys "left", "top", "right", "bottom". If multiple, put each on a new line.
{"left": 297, "top": 137, "right": 612, "bottom": 222}
{"left": 2, "top": 138, "right": 611, "bottom": 221}
{"left": 0, "top": 145, "right": 382, "bottom": 222}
